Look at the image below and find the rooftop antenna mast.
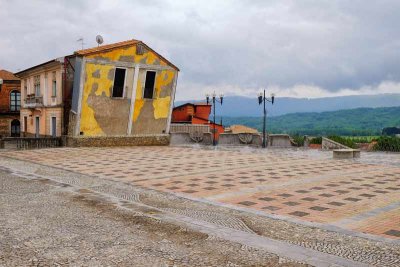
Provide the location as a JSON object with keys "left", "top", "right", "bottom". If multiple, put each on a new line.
{"left": 77, "top": 37, "right": 85, "bottom": 50}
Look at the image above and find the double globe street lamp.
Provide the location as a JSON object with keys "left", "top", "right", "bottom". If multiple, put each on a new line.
{"left": 206, "top": 92, "right": 224, "bottom": 146}
{"left": 258, "top": 90, "right": 275, "bottom": 148}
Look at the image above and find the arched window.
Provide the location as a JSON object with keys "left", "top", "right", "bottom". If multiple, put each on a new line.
{"left": 11, "top": 119, "right": 20, "bottom": 137}
{"left": 10, "top": 90, "right": 20, "bottom": 111}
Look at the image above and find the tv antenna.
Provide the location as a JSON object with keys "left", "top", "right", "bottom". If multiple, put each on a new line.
{"left": 96, "top": 35, "right": 104, "bottom": 47}
{"left": 77, "top": 37, "right": 85, "bottom": 50}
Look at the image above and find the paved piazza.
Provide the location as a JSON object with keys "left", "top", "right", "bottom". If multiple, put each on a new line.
{"left": 4, "top": 146, "right": 400, "bottom": 242}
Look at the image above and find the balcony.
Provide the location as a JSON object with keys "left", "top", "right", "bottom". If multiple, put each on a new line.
{"left": 25, "top": 94, "right": 43, "bottom": 108}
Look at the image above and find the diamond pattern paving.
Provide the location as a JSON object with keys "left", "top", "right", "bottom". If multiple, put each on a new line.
{"left": 3, "top": 146, "right": 400, "bottom": 240}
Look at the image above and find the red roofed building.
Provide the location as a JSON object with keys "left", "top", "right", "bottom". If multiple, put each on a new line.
{"left": 171, "top": 103, "right": 224, "bottom": 139}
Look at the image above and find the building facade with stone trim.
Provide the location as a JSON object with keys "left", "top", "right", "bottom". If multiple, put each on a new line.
{"left": 15, "top": 57, "right": 75, "bottom": 137}
{"left": 0, "top": 69, "right": 21, "bottom": 137}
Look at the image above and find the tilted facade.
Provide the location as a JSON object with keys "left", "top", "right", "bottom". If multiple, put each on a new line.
{"left": 70, "top": 39, "right": 179, "bottom": 137}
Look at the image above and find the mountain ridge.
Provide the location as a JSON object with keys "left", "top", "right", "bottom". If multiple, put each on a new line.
{"left": 221, "top": 106, "right": 400, "bottom": 136}
{"left": 175, "top": 93, "right": 400, "bottom": 117}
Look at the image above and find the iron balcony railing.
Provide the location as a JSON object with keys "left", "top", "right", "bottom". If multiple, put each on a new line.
{"left": 25, "top": 94, "right": 43, "bottom": 108}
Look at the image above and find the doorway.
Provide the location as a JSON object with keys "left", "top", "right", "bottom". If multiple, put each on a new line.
{"left": 11, "top": 119, "right": 20, "bottom": 137}
{"left": 35, "top": 117, "right": 40, "bottom": 138}
{"left": 51, "top": 117, "right": 56, "bottom": 137}
{"left": 24, "top": 116, "right": 27, "bottom": 134}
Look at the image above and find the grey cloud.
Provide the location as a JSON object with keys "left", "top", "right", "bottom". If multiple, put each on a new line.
{"left": 1, "top": 0, "right": 399, "bottom": 99}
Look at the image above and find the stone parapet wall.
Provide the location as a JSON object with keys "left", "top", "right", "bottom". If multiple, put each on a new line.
{"left": 219, "top": 133, "right": 262, "bottom": 146}
{"left": 67, "top": 135, "right": 170, "bottom": 147}
{"left": 170, "top": 123, "right": 210, "bottom": 134}
{"left": 170, "top": 132, "right": 212, "bottom": 145}
{"left": 268, "top": 134, "right": 295, "bottom": 147}
{"left": 170, "top": 132, "right": 263, "bottom": 146}
{"left": 322, "top": 137, "right": 350, "bottom": 150}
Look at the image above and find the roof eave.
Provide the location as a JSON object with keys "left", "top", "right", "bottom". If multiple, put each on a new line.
{"left": 14, "top": 55, "right": 74, "bottom": 77}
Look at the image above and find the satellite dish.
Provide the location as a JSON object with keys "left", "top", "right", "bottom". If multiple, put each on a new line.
{"left": 96, "top": 35, "right": 104, "bottom": 46}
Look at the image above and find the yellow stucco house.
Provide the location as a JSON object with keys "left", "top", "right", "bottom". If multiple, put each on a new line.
{"left": 71, "top": 39, "right": 179, "bottom": 139}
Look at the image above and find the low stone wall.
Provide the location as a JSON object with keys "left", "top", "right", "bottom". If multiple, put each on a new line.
{"left": 322, "top": 137, "right": 350, "bottom": 150}
{"left": 268, "top": 134, "right": 294, "bottom": 147}
{"left": 67, "top": 135, "right": 170, "bottom": 147}
{"left": 219, "top": 133, "right": 262, "bottom": 146}
{"left": 170, "top": 124, "right": 210, "bottom": 134}
{"left": 0, "top": 137, "right": 63, "bottom": 150}
{"left": 333, "top": 149, "right": 361, "bottom": 159}
{"left": 170, "top": 132, "right": 212, "bottom": 145}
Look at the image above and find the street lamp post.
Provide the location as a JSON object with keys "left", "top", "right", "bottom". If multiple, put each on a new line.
{"left": 206, "top": 92, "right": 224, "bottom": 146}
{"left": 258, "top": 90, "right": 275, "bottom": 148}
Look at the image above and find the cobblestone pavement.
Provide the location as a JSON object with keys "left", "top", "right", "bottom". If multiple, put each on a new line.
{"left": 1, "top": 170, "right": 303, "bottom": 266}
{"left": 1, "top": 146, "right": 400, "bottom": 266}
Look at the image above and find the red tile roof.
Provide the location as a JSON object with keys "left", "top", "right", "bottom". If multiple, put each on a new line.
{"left": 174, "top": 102, "right": 211, "bottom": 109}
{"left": 74, "top": 39, "right": 140, "bottom": 56}
{"left": 227, "top": 125, "right": 259, "bottom": 134}
{"left": 0, "top": 69, "right": 19, "bottom": 80}
{"left": 74, "top": 39, "right": 179, "bottom": 71}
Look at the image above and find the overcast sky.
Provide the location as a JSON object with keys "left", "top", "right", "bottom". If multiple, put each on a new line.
{"left": 1, "top": 0, "right": 399, "bottom": 100}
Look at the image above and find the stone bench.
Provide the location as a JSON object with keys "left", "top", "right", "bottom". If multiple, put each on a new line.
{"left": 333, "top": 149, "right": 361, "bottom": 159}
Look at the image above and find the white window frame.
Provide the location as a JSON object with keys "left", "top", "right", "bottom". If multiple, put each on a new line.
{"left": 34, "top": 75, "right": 41, "bottom": 96}
{"left": 142, "top": 70, "right": 157, "bottom": 99}
{"left": 10, "top": 90, "right": 20, "bottom": 111}
{"left": 23, "top": 79, "right": 27, "bottom": 98}
{"left": 52, "top": 71, "right": 57, "bottom": 97}
{"left": 111, "top": 67, "right": 127, "bottom": 98}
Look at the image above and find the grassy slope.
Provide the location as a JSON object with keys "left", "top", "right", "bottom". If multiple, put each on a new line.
{"left": 222, "top": 106, "right": 400, "bottom": 136}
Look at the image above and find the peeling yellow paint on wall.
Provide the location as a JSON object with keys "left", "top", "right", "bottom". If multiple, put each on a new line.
{"left": 80, "top": 63, "right": 114, "bottom": 136}
{"left": 153, "top": 96, "right": 171, "bottom": 119}
{"left": 152, "top": 70, "right": 175, "bottom": 119}
{"left": 135, "top": 78, "right": 142, "bottom": 100}
{"left": 154, "top": 70, "right": 174, "bottom": 97}
{"left": 133, "top": 99, "right": 144, "bottom": 122}
{"left": 132, "top": 78, "right": 144, "bottom": 122}
{"left": 78, "top": 43, "right": 177, "bottom": 136}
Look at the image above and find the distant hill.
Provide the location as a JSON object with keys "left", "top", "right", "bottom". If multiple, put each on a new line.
{"left": 175, "top": 94, "right": 400, "bottom": 117}
{"left": 221, "top": 106, "right": 400, "bottom": 136}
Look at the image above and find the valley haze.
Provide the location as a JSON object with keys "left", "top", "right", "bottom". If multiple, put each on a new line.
{"left": 175, "top": 93, "right": 400, "bottom": 117}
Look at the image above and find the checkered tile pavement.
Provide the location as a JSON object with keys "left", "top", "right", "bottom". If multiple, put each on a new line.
{"left": 4, "top": 146, "right": 400, "bottom": 239}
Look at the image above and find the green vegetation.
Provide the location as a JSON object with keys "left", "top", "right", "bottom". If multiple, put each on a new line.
{"left": 222, "top": 106, "right": 400, "bottom": 152}
{"left": 341, "top": 136, "right": 379, "bottom": 143}
{"left": 291, "top": 135, "right": 304, "bottom": 147}
{"left": 223, "top": 106, "right": 400, "bottom": 136}
{"left": 309, "top": 137, "right": 322, "bottom": 144}
{"left": 374, "top": 136, "right": 400, "bottom": 152}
